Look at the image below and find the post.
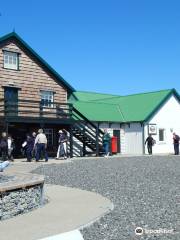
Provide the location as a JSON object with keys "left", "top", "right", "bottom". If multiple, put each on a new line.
{"left": 96, "top": 126, "right": 99, "bottom": 156}
{"left": 39, "top": 102, "right": 43, "bottom": 118}
{"left": 82, "top": 126, "right": 86, "bottom": 156}
{"left": 69, "top": 125, "right": 73, "bottom": 158}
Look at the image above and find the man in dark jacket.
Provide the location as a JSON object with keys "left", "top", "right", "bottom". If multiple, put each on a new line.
{"left": 173, "top": 133, "right": 180, "bottom": 155}
{"left": 145, "top": 134, "right": 155, "bottom": 155}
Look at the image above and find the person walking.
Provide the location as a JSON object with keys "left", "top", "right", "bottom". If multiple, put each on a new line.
{"left": 173, "top": 132, "right": 180, "bottom": 155}
{"left": 56, "top": 129, "right": 68, "bottom": 159}
{"left": 145, "top": 134, "right": 155, "bottom": 155}
{"left": 7, "top": 135, "right": 15, "bottom": 161}
{"left": 103, "top": 129, "right": 111, "bottom": 157}
{"left": 0, "top": 132, "right": 8, "bottom": 161}
{"left": 34, "top": 129, "right": 48, "bottom": 162}
{"left": 26, "top": 134, "right": 34, "bottom": 162}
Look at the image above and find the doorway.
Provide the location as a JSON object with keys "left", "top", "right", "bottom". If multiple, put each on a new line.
{"left": 4, "top": 87, "right": 18, "bottom": 116}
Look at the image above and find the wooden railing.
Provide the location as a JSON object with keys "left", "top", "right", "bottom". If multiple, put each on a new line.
{"left": 0, "top": 99, "right": 73, "bottom": 119}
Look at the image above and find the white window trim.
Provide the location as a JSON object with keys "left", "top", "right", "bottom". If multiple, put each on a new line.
{"left": 40, "top": 90, "right": 54, "bottom": 108}
{"left": 3, "top": 51, "right": 19, "bottom": 70}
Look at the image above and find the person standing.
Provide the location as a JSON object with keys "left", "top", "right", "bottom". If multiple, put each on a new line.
{"left": 103, "top": 129, "right": 111, "bottom": 157}
{"left": 34, "top": 129, "right": 48, "bottom": 162}
{"left": 0, "top": 132, "right": 8, "bottom": 161}
{"left": 31, "top": 132, "right": 37, "bottom": 159}
{"left": 145, "top": 134, "right": 155, "bottom": 155}
{"left": 173, "top": 132, "right": 180, "bottom": 155}
{"left": 56, "top": 129, "right": 68, "bottom": 159}
{"left": 7, "top": 135, "right": 15, "bottom": 161}
{"left": 26, "top": 134, "right": 34, "bottom": 162}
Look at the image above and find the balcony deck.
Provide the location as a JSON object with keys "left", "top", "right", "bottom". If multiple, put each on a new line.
{"left": 0, "top": 99, "right": 74, "bottom": 124}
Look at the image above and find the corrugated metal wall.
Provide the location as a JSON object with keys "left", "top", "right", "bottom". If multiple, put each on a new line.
{"left": 121, "top": 123, "right": 143, "bottom": 154}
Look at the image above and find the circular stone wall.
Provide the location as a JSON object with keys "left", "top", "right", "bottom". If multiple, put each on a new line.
{"left": 0, "top": 172, "right": 44, "bottom": 220}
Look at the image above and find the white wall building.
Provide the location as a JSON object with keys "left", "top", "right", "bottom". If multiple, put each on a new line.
{"left": 70, "top": 89, "right": 180, "bottom": 156}
{"left": 144, "top": 94, "right": 180, "bottom": 154}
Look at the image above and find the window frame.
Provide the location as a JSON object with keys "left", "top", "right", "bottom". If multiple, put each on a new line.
{"left": 3, "top": 50, "right": 19, "bottom": 70}
{"left": 40, "top": 90, "right": 54, "bottom": 108}
{"left": 158, "top": 128, "right": 166, "bottom": 142}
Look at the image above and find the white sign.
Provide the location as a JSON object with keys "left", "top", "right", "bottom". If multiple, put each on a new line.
{"left": 148, "top": 124, "right": 157, "bottom": 135}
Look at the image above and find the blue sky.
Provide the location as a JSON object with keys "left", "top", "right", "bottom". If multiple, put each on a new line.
{"left": 0, "top": 0, "right": 180, "bottom": 95}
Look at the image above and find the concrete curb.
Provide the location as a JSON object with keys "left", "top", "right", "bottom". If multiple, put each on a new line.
{"left": 0, "top": 184, "right": 113, "bottom": 240}
{"left": 79, "top": 201, "right": 114, "bottom": 231}
{"left": 38, "top": 194, "right": 114, "bottom": 240}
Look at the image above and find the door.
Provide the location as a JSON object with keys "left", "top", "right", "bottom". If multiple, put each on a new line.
{"left": 4, "top": 87, "right": 18, "bottom": 116}
{"left": 124, "top": 124, "right": 143, "bottom": 154}
{"left": 8, "top": 124, "right": 27, "bottom": 157}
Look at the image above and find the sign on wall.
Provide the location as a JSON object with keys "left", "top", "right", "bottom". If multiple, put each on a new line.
{"left": 148, "top": 124, "right": 157, "bottom": 135}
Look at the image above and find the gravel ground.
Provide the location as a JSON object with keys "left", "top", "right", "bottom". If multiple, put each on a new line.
{"left": 33, "top": 156, "right": 180, "bottom": 240}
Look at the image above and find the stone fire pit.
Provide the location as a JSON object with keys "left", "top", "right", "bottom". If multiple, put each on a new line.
{"left": 0, "top": 172, "right": 44, "bottom": 220}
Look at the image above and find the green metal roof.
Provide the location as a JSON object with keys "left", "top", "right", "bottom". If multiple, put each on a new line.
{"left": 71, "top": 91, "right": 119, "bottom": 101}
{"left": 71, "top": 89, "right": 180, "bottom": 123}
{"left": 0, "top": 32, "right": 75, "bottom": 93}
{"left": 73, "top": 101, "right": 124, "bottom": 122}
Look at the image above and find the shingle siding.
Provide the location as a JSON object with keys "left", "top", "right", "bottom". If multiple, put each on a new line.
{"left": 0, "top": 39, "right": 67, "bottom": 103}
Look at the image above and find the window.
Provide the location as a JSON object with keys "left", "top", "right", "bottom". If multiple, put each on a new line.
{"left": 44, "top": 129, "right": 53, "bottom": 146}
{"left": 159, "top": 129, "right": 165, "bottom": 142}
{"left": 41, "top": 91, "right": 54, "bottom": 108}
{"left": 3, "top": 51, "right": 19, "bottom": 70}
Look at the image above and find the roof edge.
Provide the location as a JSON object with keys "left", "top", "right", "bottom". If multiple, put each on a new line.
{"left": 144, "top": 88, "right": 180, "bottom": 122}
{"left": 0, "top": 32, "right": 75, "bottom": 92}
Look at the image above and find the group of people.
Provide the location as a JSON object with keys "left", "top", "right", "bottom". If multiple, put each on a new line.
{"left": 23, "top": 129, "right": 48, "bottom": 162}
{"left": 23, "top": 128, "right": 68, "bottom": 162}
{"left": 103, "top": 130, "right": 180, "bottom": 157}
{"left": 0, "top": 128, "right": 179, "bottom": 164}
{"left": 0, "top": 128, "right": 68, "bottom": 164}
{"left": 145, "top": 132, "right": 180, "bottom": 155}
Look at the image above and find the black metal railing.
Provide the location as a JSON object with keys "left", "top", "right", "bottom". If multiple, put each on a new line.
{"left": 72, "top": 107, "right": 104, "bottom": 156}
{"left": 0, "top": 99, "right": 73, "bottom": 119}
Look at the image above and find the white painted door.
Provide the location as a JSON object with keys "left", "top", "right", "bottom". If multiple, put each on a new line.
{"left": 124, "top": 124, "right": 143, "bottom": 154}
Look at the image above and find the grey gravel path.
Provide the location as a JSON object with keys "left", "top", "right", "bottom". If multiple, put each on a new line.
{"left": 33, "top": 156, "right": 180, "bottom": 240}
